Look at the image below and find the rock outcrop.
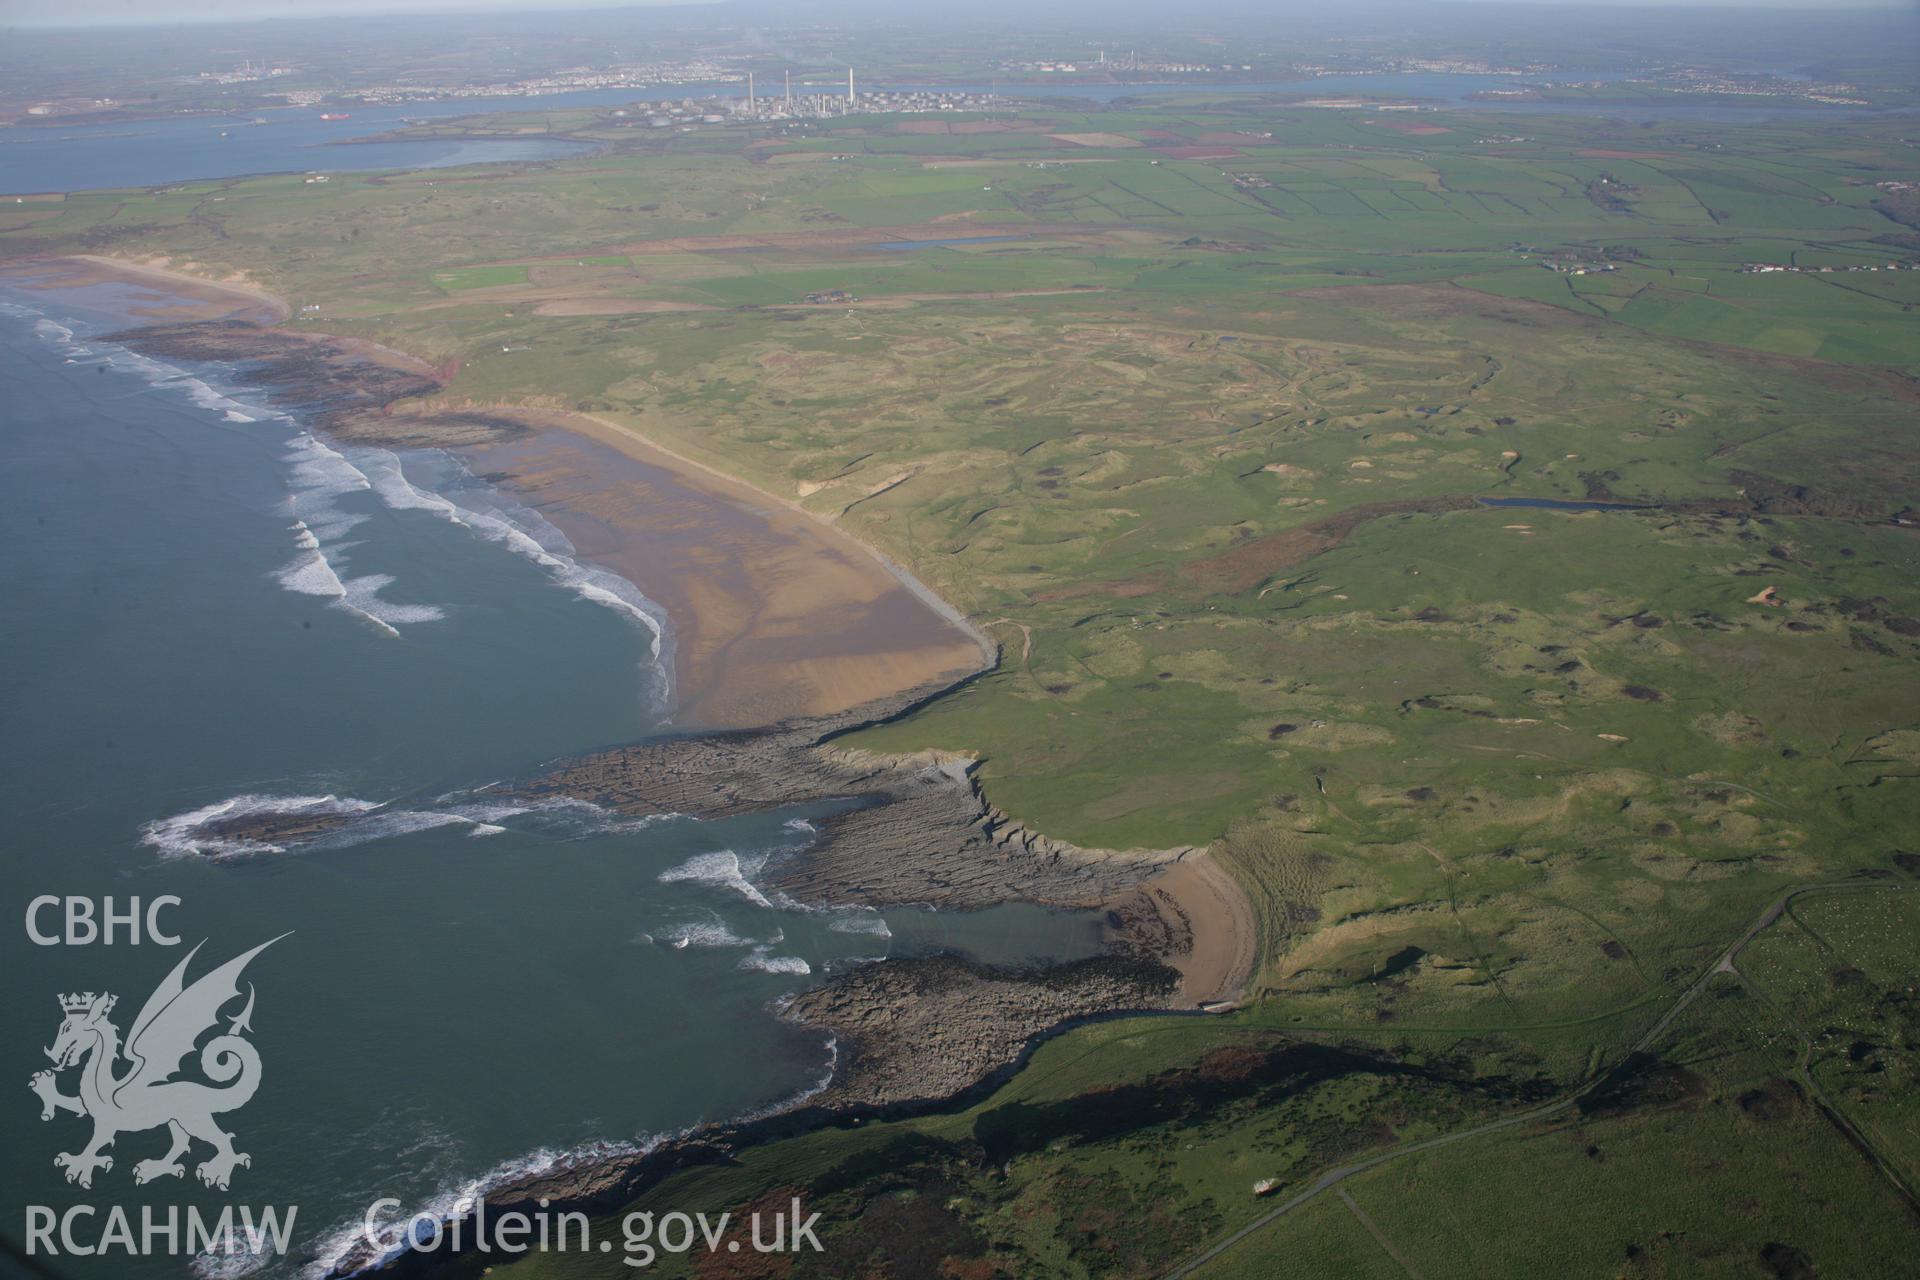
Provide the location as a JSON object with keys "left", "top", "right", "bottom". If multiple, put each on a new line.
{"left": 784, "top": 953, "right": 1181, "bottom": 1108}
{"left": 515, "top": 681, "right": 1197, "bottom": 909}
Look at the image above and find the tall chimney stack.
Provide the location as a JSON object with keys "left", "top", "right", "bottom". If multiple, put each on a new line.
{"left": 847, "top": 66, "right": 855, "bottom": 105}
{"left": 748, "top": 70, "right": 756, "bottom": 112}
{"left": 785, "top": 70, "right": 792, "bottom": 108}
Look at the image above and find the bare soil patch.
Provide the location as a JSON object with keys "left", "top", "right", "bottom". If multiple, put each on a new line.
{"left": 1366, "top": 118, "right": 1454, "bottom": 136}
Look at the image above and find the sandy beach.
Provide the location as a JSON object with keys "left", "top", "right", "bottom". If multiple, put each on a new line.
{"left": 465, "top": 408, "right": 991, "bottom": 729}
{"left": 1138, "top": 854, "right": 1257, "bottom": 1004}
{"left": 6, "top": 255, "right": 987, "bottom": 731}
{"left": 3, "top": 254, "right": 291, "bottom": 324}
{"left": 14, "top": 251, "right": 1259, "bottom": 1048}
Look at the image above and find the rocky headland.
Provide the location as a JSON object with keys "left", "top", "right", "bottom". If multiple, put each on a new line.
{"left": 12, "top": 263, "right": 1252, "bottom": 1279}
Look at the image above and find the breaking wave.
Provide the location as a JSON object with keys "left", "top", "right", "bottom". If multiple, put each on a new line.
{"left": 302, "top": 1021, "right": 837, "bottom": 1279}
{"left": 656, "top": 849, "right": 774, "bottom": 908}
{"left": 272, "top": 436, "right": 450, "bottom": 636}
{"left": 139, "top": 791, "right": 675, "bottom": 861}
{"left": 140, "top": 794, "right": 382, "bottom": 861}
{"left": 7, "top": 297, "right": 668, "bottom": 705}
{"left": 739, "top": 947, "right": 811, "bottom": 976}
{"left": 190, "top": 1240, "right": 274, "bottom": 1280}
{"left": 828, "top": 913, "right": 893, "bottom": 939}
{"left": 352, "top": 447, "right": 672, "bottom": 712}
{"left": 10, "top": 298, "right": 287, "bottom": 426}
{"left": 661, "top": 919, "right": 756, "bottom": 949}
{"left": 304, "top": 1135, "right": 654, "bottom": 1280}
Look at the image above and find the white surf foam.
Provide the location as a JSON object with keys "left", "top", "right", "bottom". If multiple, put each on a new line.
{"left": 357, "top": 449, "right": 470, "bottom": 527}
{"left": 190, "top": 1235, "right": 275, "bottom": 1279}
{"left": 303, "top": 808, "right": 478, "bottom": 849}
{"left": 15, "top": 297, "right": 667, "bottom": 698}
{"left": 126, "top": 348, "right": 284, "bottom": 425}
{"left": 305, "top": 1136, "right": 653, "bottom": 1280}
{"left": 657, "top": 849, "right": 773, "bottom": 908}
{"left": 340, "top": 572, "right": 447, "bottom": 626}
{"left": 828, "top": 913, "right": 893, "bottom": 939}
{"left": 12, "top": 302, "right": 461, "bottom": 641}
{"left": 664, "top": 920, "right": 755, "bottom": 949}
{"left": 467, "top": 505, "right": 670, "bottom": 656}
{"left": 739, "top": 947, "right": 811, "bottom": 976}
{"left": 282, "top": 434, "right": 373, "bottom": 543}
{"left": 273, "top": 548, "right": 399, "bottom": 637}
{"left": 140, "top": 793, "right": 381, "bottom": 860}
{"left": 6, "top": 305, "right": 273, "bottom": 421}
{"left": 731, "top": 1033, "right": 838, "bottom": 1124}
{"left": 274, "top": 514, "right": 444, "bottom": 636}
{"left": 350, "top": 447, "right": 673, "bottom": 712}
{"left": 139, "top": 789, "right": 678, "bottom": 861}
{"left": 274, "top": 547, "right": 348, "bottom": 598}
{"left": 176, "top": 372, "right": 266, "bottom": 421}
{"left": 447, "top": 795, "right": 676, "bottom": 839}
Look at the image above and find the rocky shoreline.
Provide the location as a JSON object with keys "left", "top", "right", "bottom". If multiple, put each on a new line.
{"left": 510, "top": 674, "right": 1207, "bottom": 1095}
{"left": 81, "top": 306, "right": 1232, "bottom": 1278}
{"left": 105, "top": 320, "right": 530, "bottom": 447}
{"left": 291, "top": 681, "right": 1205, "bottom": 1277}
{"left": 307, "top": 689, "right": 1202, "bottom": 1278}
{"left": 321, "top": 951, "right": 1187, "bottom": 1278}
{"left": 516, "top": 679, "right": 1198, "bottom": 911}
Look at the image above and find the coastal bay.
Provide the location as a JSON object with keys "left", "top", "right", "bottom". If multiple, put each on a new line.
{"left": 1, "top": 252, "right": 1255, "bottom": 1275}
{"left": 7, "top": 12, "right": 1920, "bottom": 1273}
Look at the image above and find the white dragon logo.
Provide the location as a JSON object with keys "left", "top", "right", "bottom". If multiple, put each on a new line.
{"left": 29, "top": 936, "right": 286, "bottom": 1191}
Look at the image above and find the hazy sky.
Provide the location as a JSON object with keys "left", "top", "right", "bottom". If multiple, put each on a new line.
{"left": 2, "top": 0, "right": 1911, "bottom": 27}
{"left": 6, "top": 0, "right": 699, "bottom": 22}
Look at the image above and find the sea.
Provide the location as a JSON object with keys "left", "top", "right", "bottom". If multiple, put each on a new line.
{"left": 5, "top": 60, "right": 1908, "bottom": 1277}
{"left": 0, "top": 282, "right": 1104, "bottom": 1277}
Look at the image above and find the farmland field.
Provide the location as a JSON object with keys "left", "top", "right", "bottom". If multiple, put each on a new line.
{"left": 7, "top": 86, "right": 1917, "bottom": 1278}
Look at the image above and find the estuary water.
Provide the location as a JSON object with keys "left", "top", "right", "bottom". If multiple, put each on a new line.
{"left": 0, "top": 286, "right": 1101, "bottom": 1277}
{"left": 3, "top": 67, "right": 1906, "bottom": 195}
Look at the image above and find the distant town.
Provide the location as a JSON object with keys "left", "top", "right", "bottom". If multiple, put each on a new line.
{"left": 5, "top": 35, "right": 1907, "bottom": 128}
{"left": 722, "top": 73, "right": 998, "bottom": 122}
{"left": 282, "top": 60, "right": 738, "bottom": 107}
{"left": 997, "top": 50, "right": 1252, "bottom": 75}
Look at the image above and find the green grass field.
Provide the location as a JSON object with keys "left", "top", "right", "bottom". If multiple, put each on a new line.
{"left": 7, "top": 94, "right": 1917, "bottom": 1278}
{"left": 462, "top": 882, "right": 1920, "bottom": 1279}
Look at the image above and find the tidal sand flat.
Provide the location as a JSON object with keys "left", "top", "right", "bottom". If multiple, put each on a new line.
{"left": 458, "top": 412, "right": 992, "bottom": 729}
{"left": 21, "top": 255, "right": 992, "bottom": 731}
{"left": 8, "top": 253, "right": 291, "bottom": 323}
